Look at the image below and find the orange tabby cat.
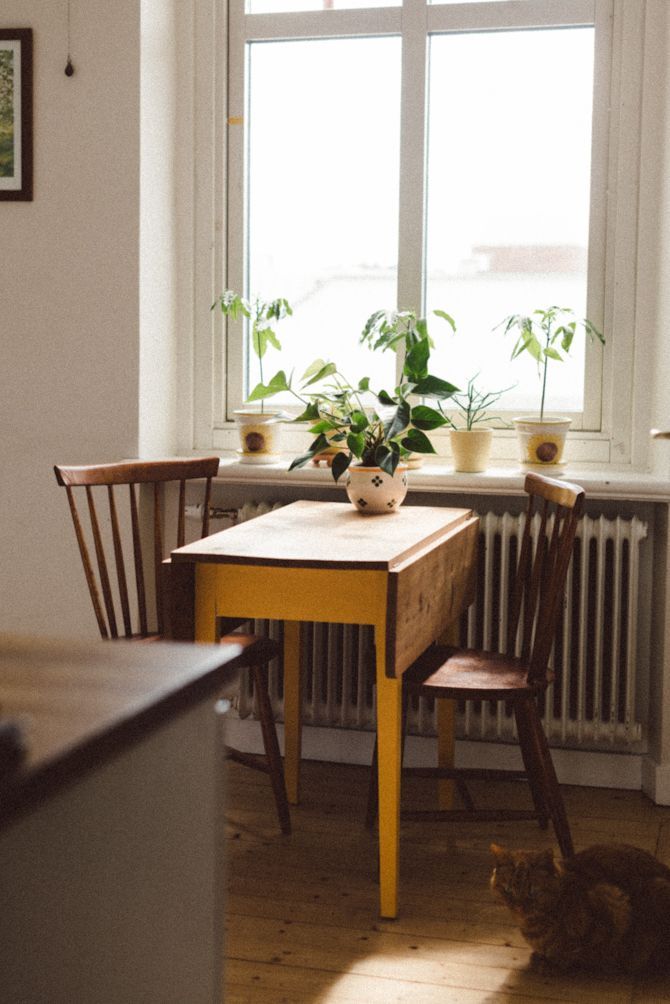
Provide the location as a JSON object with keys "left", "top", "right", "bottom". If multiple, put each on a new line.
{"left": 490, "top": 842, "right": 670, "bottom": 973}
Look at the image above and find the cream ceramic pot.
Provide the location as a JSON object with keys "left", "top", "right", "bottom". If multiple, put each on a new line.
{"left": 513, "top": 417, "right": 571, "bottom": 471}
{"left": 234, "top": 409, "right": 282, "bottom": 464}
{"left": 344, "top": 465, "right": 409, "bottom": 514}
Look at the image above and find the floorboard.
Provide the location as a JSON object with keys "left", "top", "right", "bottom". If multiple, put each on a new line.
{"left": 223, "top": 760, "right": 670, "bottom": 1003}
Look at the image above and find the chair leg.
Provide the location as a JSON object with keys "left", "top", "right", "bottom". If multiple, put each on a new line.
{"left": 514, "top": 698, "right": 550, "bottom": 829}
{"left": 251, "top": 665, "right": 291, "bottom": 835}
{"left": 524, "top": 695, "right": 574, "bottom": 857}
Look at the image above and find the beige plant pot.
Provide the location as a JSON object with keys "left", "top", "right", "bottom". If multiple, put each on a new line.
{"left": 234, "top": 409, "right": 282, "bottom": 464}
{"left": 449, "top": 428, "right": 493, "bottom": 473}
{"left": 344, "top": 465, "right": 409, "bottom": 514}
{"left": 513, "top": 417, "right": 571, "bottom": 471}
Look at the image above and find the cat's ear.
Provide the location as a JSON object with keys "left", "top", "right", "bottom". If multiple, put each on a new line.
{"left": 490, "top": 843, "right": 507, "bottom": 859}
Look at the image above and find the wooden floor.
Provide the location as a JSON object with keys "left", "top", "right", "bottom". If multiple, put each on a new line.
{"left": 223, "top": 759, "right": 670, "bottom": 1003}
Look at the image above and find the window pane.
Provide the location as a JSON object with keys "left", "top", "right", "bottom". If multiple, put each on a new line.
{"left": 425, "top": 28, "right": 594, "bottom": 417}
{"left": 246, "top": 37, "right": 401, "bottom": 400}
{"left": 248, "top": 1, "right": 399, "bottom": 12}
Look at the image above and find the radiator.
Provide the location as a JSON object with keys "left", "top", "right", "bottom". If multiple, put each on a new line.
{"left": 204, "top": 504, "right": 648, "bottom": 751}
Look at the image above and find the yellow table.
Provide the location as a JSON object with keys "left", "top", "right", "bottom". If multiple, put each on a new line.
{"left": 171, "top": 500, "right": 478, "bottom": 918}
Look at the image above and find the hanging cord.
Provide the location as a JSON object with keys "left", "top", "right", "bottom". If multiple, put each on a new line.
{"left": 65, "top": 0, "right": 74, "bottom": 76}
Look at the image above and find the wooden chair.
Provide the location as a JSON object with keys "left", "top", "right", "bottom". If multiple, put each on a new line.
{"left": 367, "top": 471, "right": 585, "bottom": 858}
{"left": 54, "top": 457, "right": 290, "bottom": 834}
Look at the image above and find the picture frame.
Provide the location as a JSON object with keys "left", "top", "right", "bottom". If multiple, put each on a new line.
{"left": 0, "top": 29, "right": 33, "bottom": 201}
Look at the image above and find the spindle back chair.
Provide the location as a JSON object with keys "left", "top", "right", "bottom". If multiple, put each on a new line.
{"left": 367, "top": 471, "right": 585, "bottom": 858}
{"left": 54, "top": 457, "right": 219, "bottom": 640}
{"left": 54, "top": 456, "right": 291, "bottom": 834}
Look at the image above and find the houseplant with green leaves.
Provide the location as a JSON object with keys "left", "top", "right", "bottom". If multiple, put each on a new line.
{"left": 360, "top": 306, "right": 457, "bottom": 469}
{"left": 212, "top": 289, "right": 292, "bottom": 463}
{"left": 246, "top": 332, "right": 458, "bottom": 512}
{"left": 498, "top": 305, "right": 604, "bottom": 470}
{"left": 446, "top": 375, "right": 512, "bottom": 473}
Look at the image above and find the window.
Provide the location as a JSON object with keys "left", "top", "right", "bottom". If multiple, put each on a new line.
{"left": 197, "top": 0, "right": 642, "bottom": 465}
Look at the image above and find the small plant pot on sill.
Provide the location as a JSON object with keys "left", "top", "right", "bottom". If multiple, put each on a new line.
{"left": 449, "top": 428, "right": 493, "bottom": 473}
{"left": 513, "top": 416, "right": 571, "bottom": 472}
{"left": 344, "top": 464, "right": 409, "bottom": 514}
{"left": 234, "top": 409, "right": 282, "bottom": 465}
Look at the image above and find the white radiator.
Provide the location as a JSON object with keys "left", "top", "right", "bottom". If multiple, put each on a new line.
{"left": 203, "top": 504, "right": 648, "bottom": 751}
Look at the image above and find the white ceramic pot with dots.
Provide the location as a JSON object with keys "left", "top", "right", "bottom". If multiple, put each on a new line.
{"left": 344, "top": 464, "right": 409, "bottom": 514}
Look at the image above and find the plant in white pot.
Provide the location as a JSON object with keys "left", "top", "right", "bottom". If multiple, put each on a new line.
{"left": 446, "top": 376, "right": 512, "bottom": 473}
{"left": 498, "top": 305, "right": 604, "bottom": 470}
{"left": 212, "top": 289, "right": 292, "bottom": 464}
{"left": 248, "top": 339, "right": 457, "bottom": 513}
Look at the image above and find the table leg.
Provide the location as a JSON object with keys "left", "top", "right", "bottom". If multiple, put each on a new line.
{"left": 194, "top": 565, "right": 219, "bottom": 644}
{"left": 282, "top": 620, "right": 302, "bottom": 805}
{"left": 375, "top": 628, "right": 402, "bottom": 920}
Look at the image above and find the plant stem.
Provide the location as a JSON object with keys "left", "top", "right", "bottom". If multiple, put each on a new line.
{"left": 539, "top": 356, "right": 548, "bottom": 421}
{"left": 539, "top": 320, "right": 551, "bottom": 421}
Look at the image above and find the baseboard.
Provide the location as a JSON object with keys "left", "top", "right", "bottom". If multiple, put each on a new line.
{"left": 223, "top": 718, "right": 645, "bottom": 794}
{"left": 642, "top": 757, "right": 670, "bottom": 805}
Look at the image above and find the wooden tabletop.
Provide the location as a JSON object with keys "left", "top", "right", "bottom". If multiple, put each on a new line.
{"left": 171, "top": 500, "right": 474, "bottom": 570}
{"left": 0, "top": 634, "right": 247, "bottom": 827}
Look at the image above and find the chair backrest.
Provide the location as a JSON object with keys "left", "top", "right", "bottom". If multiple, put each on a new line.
{"left": 54, "top": 457, "right": 220, "bottom": 640}
{"left": 506, "top": 471, "right": 585, "bottom": 682}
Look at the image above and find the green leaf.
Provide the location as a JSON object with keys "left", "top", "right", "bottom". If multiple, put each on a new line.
{"left": 358, "top": 376, "right": 370, "bottom": 392}
{"left": 308, "top": 433, "right": 330, "bottom": 454}
{"left": 413, "top": 375, "right": 459, "bottom": 399}
{"left": 558, "top": 326, "right": 575, "bottom": 353}
{"left": 289, "top": 449, "right": 318, "bottom": 471}
{"left": 347, "top": 431, "right": 365, "bottom": 457}
{"left": 544, "top": 347, "right": 563, "bottom": 362}
{"left": 301, "top": 358, "right": 329, "bottom": 379}
{"left": 377, "top": 389, "right": 396, "bottom": 406}
{"left": 375, "top": 446, "right": 398, "bottom": 477}
{"left": 433, "top": 309, "right": 457, "bottom": 332}
{"left": 512, "top": 329, "right": 542, "bottom": 362}
{"left": 264, "top": 328, "right": 281, "bottom": 351}
{"left": 251, "top": 325, "right": 269, "bottom": 359}
{"left": 331, "top": 451, "right": 352, "bottom": 483}
{"left": 310, "top": 419, "right": 339, "bottom": 434}
{"left": 401, "top": 428, "right": 436, "bottom": 454}
{"left": 385, "top": 400, "right": 411, "bottom": 440}
{"left": 247, "top": 369, "right": 288, "bottom": 401}
{"left": 302, "top": 361, "right": 337, "bottom": 388}
{"left": 410, "top": 404, "right": 448, "bottom": 431}
{"left": 293, "top": 401, "right": 321, "bottom": 423}
{"left": 404, "top": 339, "right": 430, "bottom": 381}
{"left": 349, "top": 410, "right": 369, "bottom": 433}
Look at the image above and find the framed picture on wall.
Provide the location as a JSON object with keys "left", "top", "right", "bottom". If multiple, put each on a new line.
{"left": 0, "top": 29, "right": 33, "bottom": 201}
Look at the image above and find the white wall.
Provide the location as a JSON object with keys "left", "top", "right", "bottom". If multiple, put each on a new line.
{"left": 1, "top": 1, "right": 142, "bottom": 637}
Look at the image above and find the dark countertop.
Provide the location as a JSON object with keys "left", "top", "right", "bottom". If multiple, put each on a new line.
{"left": 0, "top": 634, "right": 244, "bottom": 828}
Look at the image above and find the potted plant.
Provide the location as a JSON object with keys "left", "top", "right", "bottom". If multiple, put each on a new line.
{"left": 360, "top": 306, "right": 457, "bottom": 468}
{"left": 446, "top": 375, "right": 512, "bottom": 473}
{"left": 212, "top": 289, "right": 292, "bottom": 463}
{"left": 498, "top": 305, "right": 604, "bottom": 470}
{"left": 247, "top": 340, "right": 457, "bottom": 513}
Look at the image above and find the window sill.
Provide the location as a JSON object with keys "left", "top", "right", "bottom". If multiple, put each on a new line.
{"left": 213, "top": 454, "right": 670, "bottom": 504}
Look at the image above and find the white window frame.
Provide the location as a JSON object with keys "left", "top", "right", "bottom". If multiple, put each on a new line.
{"left": 190, "top": 0, "right": 644, "bottom": 469}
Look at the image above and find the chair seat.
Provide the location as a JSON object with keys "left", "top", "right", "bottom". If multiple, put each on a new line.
{"left": 403, "top": 644, "right": 553, "bottom": 700}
